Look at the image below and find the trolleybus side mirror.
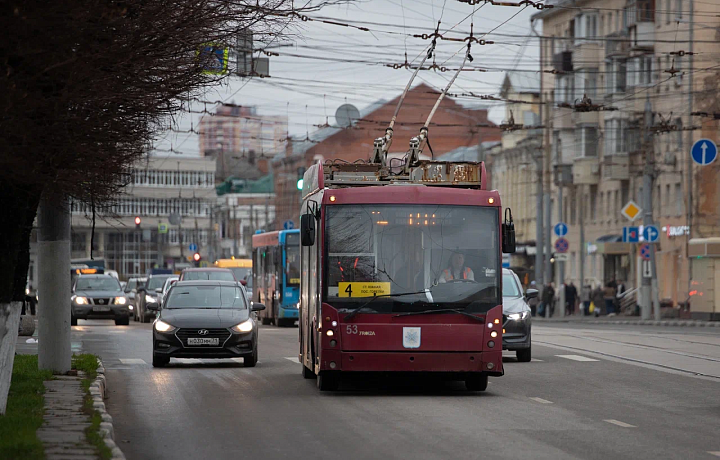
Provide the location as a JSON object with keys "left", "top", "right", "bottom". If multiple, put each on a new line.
{"left": 301, "top": 214, "right": 316, "bottom": 246}
{"left": 502, "top": 208, "right": 516, "bottom": 254}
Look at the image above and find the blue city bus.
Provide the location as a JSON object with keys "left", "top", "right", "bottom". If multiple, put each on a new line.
{"left": 251, "top": 229, "right": 300, "bottom": 327}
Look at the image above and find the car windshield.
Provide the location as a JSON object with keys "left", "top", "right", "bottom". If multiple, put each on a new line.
{"left": 125, "top": 279, "right": 137, "bottom": 291}
{"left": 76, "top": 277, "right": 121, "bottom": 292}
{"left": 229, "top": 268, "right": 252, "bottom": 288}
{"left": 324, "top": 204, "right": 500, "bottom": 314}
{"left": 285, "top": 233, "right": 300, "bottom": 287}
{"left": 165, "top": 285, "right": 247, "bottom": 309}
{"left": 147, "top": 276, "right": 172, "bottom": 290}
{"left": 182, "top": 271, "right": 235, "bottom": 281}
{"left": 502, "top": 273, "right": 522, "bottom": 298}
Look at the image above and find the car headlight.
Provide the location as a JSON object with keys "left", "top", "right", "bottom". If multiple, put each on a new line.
{"left": 154, "top": 319, "right": 176, "bottom": 333}
{"left": 113, "top": 297, "right": 127, "bottom": 305}
{"left": 232, "top": 319, "right": 254, "bottom": 333}
{"left": 73, "top": 296, "right": 89, "bottom": 305}
{"left": 128, "top": 305, "right": 134, "bottom": 310}
{"left": 25, "top": 288, "right": 30, "bottom": 295}
{"left": 508, "top": 311, "right": 529, "bottom": 321}
{"left": 145, "top": 294, "right": 155, "bottom": 303}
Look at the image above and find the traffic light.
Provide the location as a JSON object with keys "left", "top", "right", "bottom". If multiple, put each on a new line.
{"left": 134, "top": 216, "right": 141, "bottom": 229}
{"left": 193, "top": 252, "right": 201, "bottom": 263}
{"left": 297, "top": 166, "right": 306, "bottom": 190}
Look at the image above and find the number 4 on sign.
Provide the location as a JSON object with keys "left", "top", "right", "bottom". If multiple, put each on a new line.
{"left": 344, "top": 285, "right": 352, "bottom": 297}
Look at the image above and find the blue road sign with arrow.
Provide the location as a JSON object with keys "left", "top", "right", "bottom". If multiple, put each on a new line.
{"left": 554, "top": 222, "right": 568, "bottom": 237}
{"left": 283, "top": 220, "right": 295, "bottom": 230}
{"left": 691, "top": 139, "right": 718, "bottom": 166}
{"left": 642, "top": 225, "right": 660, "bottom": 243}
{"left": 189, "top": 243, "right": 198, "bottom": 252}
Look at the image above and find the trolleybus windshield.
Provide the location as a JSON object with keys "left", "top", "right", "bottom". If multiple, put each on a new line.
{"left": 324, "top": 204, "right": 500, "bottom": 314}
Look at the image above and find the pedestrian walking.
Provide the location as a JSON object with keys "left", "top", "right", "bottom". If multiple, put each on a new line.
{"left": 591, "top": 283, "right": 604, "bottom": 316}
{"left": 580, "top": 284, "right": 591, "bottom": 316}
{"left": 565, "top": 281, "right": 578, "bottom": 316}
{"left": 604, "top": 281, "right": 617, "bottom": 316}
{"left": 540, "top": 282, "right": 555, "bottom": 317}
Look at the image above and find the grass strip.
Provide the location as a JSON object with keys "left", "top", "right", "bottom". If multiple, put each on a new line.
{"left": 72, "top": 354, "right": 112, "bottom": 460}
{"left": 0, "top": 355, "right": 52, "bottom": 460}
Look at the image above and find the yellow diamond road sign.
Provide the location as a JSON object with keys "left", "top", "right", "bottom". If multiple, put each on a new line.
{"left": 621, "top": 200, "right": 642, "bottom": 221}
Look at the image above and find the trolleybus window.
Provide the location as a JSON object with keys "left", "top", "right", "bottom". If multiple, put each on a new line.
{"left": 325, "top": 205, "right": 500, "bottom": 314}
{"left": 285, "top": 233, "right": 300, "bottom": 287}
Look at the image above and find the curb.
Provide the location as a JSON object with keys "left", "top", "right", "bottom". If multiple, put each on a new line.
{"left": 91, "top": 359, "right": 126, "bottom": 460}
{"left": 537, "top": 318, "right": 720, "bottom": 327}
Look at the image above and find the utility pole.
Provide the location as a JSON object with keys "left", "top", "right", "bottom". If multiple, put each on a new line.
{"left": 641, "top": 98, "right": 661, "bottom": 320}
{"left": 544, "top": 97, "right": 553, "bottom": 317}
{"left": 686, "top": 0, "right": 695, "bottom": 307}
{"left": 579, "top": 184, "right": 586, "bottom": 315}
{"left": 557, "top": 184, "right": 565, "bottom": 317}
{"left": 37, "top": 195, "right": 71, "bottom": 374}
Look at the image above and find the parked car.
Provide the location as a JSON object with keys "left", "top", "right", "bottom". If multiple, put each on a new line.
{"left": 124, "top": 277, "right": 147, "bottom": 316}
{"left": 135, "top": 274, "right": 175, "bottom": 323}
{"left": 502, "top": 268, "right": 535, "bottom": 362}
{"left": 158, "top": 275, "right": 180, "bottom": 305}
{"left": 150, "top": 280, "right": 265, "bottom": 367}
{"left": 71, "top": 274, "right": 129, "bottom": 326}
{"left": 179, "top": 268, "right": 236, "bottom": 282}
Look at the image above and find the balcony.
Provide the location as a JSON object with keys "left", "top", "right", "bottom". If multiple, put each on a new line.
{"left": 573, "top": 42, "right": 602, "bottom": 69}
{"left": 573, "top": 157, "right": 600, "bottom": 185}
{"left": 602, "top": 154, "right": 630, "bottom": 181}
{"left": 573, "top": 111, "right": 600, "bottom": 125}
{"left": 554, "top": 106, "right": 575, "bottom": 130}
{"left": 630, "top": 22, "right": 654, "bottom": 50}
{"left": 605, "top": 32, "right": 629, "bottom": 57}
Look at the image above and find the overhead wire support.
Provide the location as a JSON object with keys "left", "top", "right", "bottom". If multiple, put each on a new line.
{"left": 371, "top": 21, "right": 441, "bottom": 166}
{"left": 405, "top": 23, "right": 475, "bottom": 172}
{"left": 456, "top": 0, "right": 552, "bottom": 9}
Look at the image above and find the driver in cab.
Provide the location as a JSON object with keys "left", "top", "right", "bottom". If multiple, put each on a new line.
{"left": 438, "top": 252, "right": 475, "bottom": 283}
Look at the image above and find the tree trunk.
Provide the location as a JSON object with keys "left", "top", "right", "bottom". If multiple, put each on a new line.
{"left": 0, "top": 301, "right": 21, "bottom": 414}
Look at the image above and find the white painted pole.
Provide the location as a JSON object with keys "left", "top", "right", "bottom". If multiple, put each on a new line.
{"left": 37, "top": 195, "right": 71, "bottom": 374}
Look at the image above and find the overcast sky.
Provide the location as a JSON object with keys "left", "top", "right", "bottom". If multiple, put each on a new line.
{"left": 154, "top": 0, "right": 541, "bottom": 156}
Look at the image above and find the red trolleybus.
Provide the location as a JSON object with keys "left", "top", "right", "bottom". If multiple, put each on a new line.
{"left": 298, "top": 159, "right": 516, "bottom": 391}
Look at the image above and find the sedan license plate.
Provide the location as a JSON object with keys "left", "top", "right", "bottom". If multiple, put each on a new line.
{"left": 92, "top": 306, "right": 111, "bottom": 312}
{"left": 187, "top": 337, "right": 219, "bottom": 346}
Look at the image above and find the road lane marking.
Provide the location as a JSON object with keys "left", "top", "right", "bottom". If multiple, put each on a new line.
{"left": 284, "top": 357, "right": 300, "bottom": 364}
{"left": 531, "top": 359, "right": 543, "bottom": 362}
{"left": 529, "top": 397, "right": 553, "bottom": 404}
{"left": 604, "top": 419, "right": 636, "bottom": 428}
{"left": 119, "top": 358, "right": 147, "bottom": 365}
{"left": 556, "top": 354, "right": 599, "bottom": 362}
{"left": 707, "top": 452, "right": 720, "bottom": 457}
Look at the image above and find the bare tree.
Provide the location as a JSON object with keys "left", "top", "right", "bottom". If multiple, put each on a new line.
{"left": 0, "top": 0, "right": 348, "bottom": 413}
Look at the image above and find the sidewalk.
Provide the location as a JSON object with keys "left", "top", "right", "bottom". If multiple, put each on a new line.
{"left": 533, "top": 315, "right": 720, "bottom": 327}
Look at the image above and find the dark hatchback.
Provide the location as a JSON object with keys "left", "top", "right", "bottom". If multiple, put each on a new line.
{"left": 150, "top": 280, "right": 265, "bottom": 368}
{"left": 502, "top": 269, "right": 535, "bottom": 362}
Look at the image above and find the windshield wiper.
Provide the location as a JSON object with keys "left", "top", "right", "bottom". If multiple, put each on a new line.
{"left": 393, "top": 308, "right": 485, "bottom": 322}
{"left": 341, "top": 289, "right": 429, "bottom": 322}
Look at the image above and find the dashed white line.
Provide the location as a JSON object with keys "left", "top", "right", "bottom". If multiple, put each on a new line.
{"left": 556, "top": 354, "right": 600, "bottom": 362}
{"left": 529, "top": 397, "right": 553, "bottom": 404}
{"left": 119, "top": 358, "right": 147, "bottom": 365}
{"left": 284, "top": 357, "right": 300, "bottom": 364}
{"left": 604, "top": 419, "right": 636, "bottom": 428}
{"left": 531, "top": 359, "right": 544, "bottom": 362}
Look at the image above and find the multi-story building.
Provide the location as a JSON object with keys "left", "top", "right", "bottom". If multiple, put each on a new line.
{"left": 533, "top": 0, "right": 720, "bottom": 315}
{"left": 65, "top": 155, "right": 217, "bottom": 278}
{"left": 198, "top": 104, "right": 288, "bottom": 180}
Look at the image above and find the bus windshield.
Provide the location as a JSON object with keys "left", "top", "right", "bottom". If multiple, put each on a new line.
{"left": 325, "top": 204, "right": 500, "bottom": 313}
{"left": 285, "top": 233, "right": 300, "bottom": 287}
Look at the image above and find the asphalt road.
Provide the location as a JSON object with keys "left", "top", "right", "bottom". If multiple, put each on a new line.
{"left": 48, "top": 319, "right": 720, "bottom": 460}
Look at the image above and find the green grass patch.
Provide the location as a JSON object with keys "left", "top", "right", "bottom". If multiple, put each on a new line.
{"left": 72, "top": 354, "right": 112, "bottom": 460}
{"left": 0, "top": 354, "right": 52, "bottom": 460}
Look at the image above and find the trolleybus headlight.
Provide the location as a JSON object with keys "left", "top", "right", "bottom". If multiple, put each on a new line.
{"left": 490, "top": 331, "right": 498, "bottom": 338}
{"left": 493, "top": 318, "right": 500, "bottom": 324}
{"left": 331, "top": 321, "right": 338, "bottom": 327}
{"left": 154, "top": 320, "right": 176, "bottom": 333}
{"left": 326, "top": 330, "right": 334, "bottom": 337}
{"left": 232, "top": 319, "right": 254, "bottom": 333}
{"left": 487, "top": 341, "right": 495, "bottom": 348}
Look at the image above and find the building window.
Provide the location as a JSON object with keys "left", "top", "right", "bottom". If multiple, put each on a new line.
{"left": 576, "top": 126, "right": 598, "bottom": 157}
{"left": 666, "top": 0, "right": 671, "bottom": 24}
{"left": 674, "top": 183, "right": 683, "bottom": 215}
{"left": 664, "top": 184, "right": 671, "bottom": 215}
{"left": 674, "top": 0, "right": 682, "bottom": 20}
{"left": 575, "top": 69, "right": 598, "bottom": 100}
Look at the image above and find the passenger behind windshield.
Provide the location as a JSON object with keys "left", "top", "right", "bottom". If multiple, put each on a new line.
{"left": 165, "top": 286, "right": 247, "bottom": 309}
{"left": 75, "top": 277, "right": 121, "bottom": 292}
